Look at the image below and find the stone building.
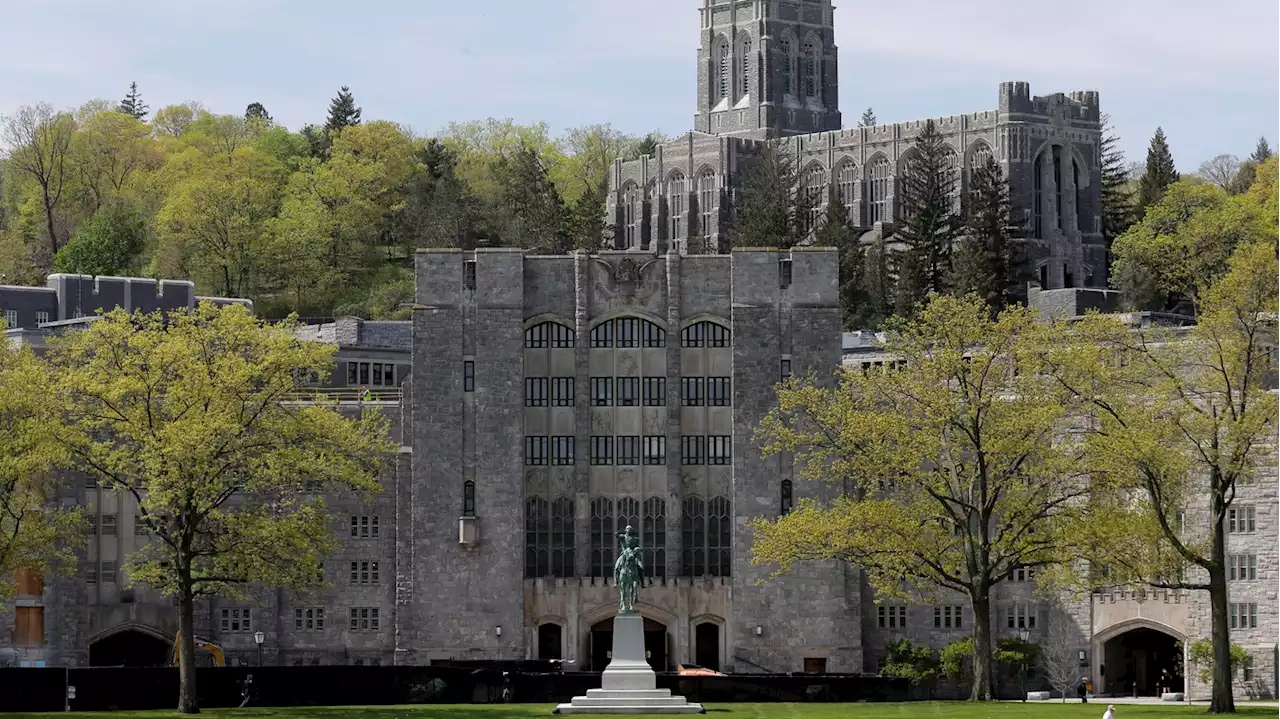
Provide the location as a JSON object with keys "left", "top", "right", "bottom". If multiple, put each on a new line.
{"left": 607, "top": 0, "right": 1107, "bottom": 293}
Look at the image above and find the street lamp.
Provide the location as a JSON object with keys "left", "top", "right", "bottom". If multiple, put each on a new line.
{"left": 253, "top": 631, "right": 265, "bottom": 667}
{"left": 1017, "top": 628, "right": 1030, "bottom": 702}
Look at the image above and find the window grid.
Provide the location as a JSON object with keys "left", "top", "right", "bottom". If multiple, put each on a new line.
{"left": 801, "top": 41, "right": 817, "bottom": 97}
{"left": 698, "top": 171, "right": 716, "bottom": 243}
{"left": 1006, "top": 603, "right": 1038, "bottom": 630}
{"left": 643, "top": 436, "right": 666, "bottom": 465}
{"left": 780, "top": 37, "right": 793, "bottom": 95}
{"left": 551, "top": 436, "right": 576, "bottom": 466}
{"left": 1228, "top": 506, "right": 1257, "bottom": 533}
{"left": 551, "top": 377, "right": 575, "bottom": 406}
{"left": 590, "top": 436, "right": 614, "bottom": 465}
{"left": 590, "top": 320, "right": 614, "bottom": 348}
{"left": 526, "top": 497, "right": 549, "bottom": 577}
{"left": 740, "top": 37, "right": 752, "bottom": 96}
{"left": 590, "top": 498, "right": 615, "bottom": 578}
{"left": 878, "top": 605, "right": 907, "bottom": 629}
{"left": 525, "top": 436, "right": 548, "bottom": 466}
{"left": 591, "top": 377, "right": 613, "bottom": 406}
{"left": 349, "top": 607, "right": 380, "bottom": 631}
{"left": 347, "top": 362, "right": 396, "bottom": 387}
{"left": 867, "top": 156, "right": 891, "bottom": 225}
{"left": 350, "top": 515, "right": 380, "bottom": 539}
{"left": 642, "top": 377, "right": 666, "bottom": 406}
{"left": 295, "top": 607, "right": 324, "bottom": 631}
{"left": 1229, "top": 554, "right": 1258, "bottom": 581}
{"left": 680, "top": 322, "right": 731, "bottom": 348}
{"left": 669, "top": 173, "right": 686, "bottom": 240}
{"left": 706, "top": 377, "right": 731, "bottom": 406}
{"left": 836, "top": 161, "right": 858, "bottom": 205}
{"left": 681, "top": 435, "right": 706, "bottom": 465}
{"left": 525, "top": 378, "right": 549, "bottom": 407}
{"left": 101, "top": 515, "right": 118, "bottom": 536}
{"left": 707, "top": 436, "right": 731, "bottom": 465}
{"left": 681, "top": 377, "right": 704, "bottom": 406}
{"left": 616, "top": 377, "right": 640, "bottom": 406}
{"left": 617, "top": 436, "right": 640, "bottom": 466}
{"left": 550, "top": 497, "right": 574, "bottom": 578}
{"left": 220, "top": 608, "right": 253, "bottom": 632}
{"left": 643, "top": 497, "right": 666, "bottom": 579}
{"left": 622, "top": 183, "right": 639, "bottom": 248}
{"left": 349, "top": 561, "right": 380, "bottom": 585}
{"left": 35, "top": 311, "right": 49, "bottom": 325}
{"left": 616, "top": 318, "right": 640, "bottom": 348}
{"left": 1229, "top": 602, "right": 1258, "bottom": 629}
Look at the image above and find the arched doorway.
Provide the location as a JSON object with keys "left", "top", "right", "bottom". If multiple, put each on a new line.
{"left": 538, "top": 623, "right": 563, "bottom": 661}
{"left": 1101, "top": 627, "right": 1183, "bottom": 696}
{"left": 89, "top": 629, "right": 172, "bottom": 667}
{"left": 589, "top": 617, "right": 668, "bottom": 672}
{"left": 694, "top": 622, "right": 720, "bottom": 671}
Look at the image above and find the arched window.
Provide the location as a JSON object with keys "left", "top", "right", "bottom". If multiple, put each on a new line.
{"left": 550, "top": 496, "right": 575, "bottom": 578}
{"left": 590, "top": 498, "right": 614, "bottom": 578}
{"left": 801, "top": 40, "right": 818, "bottom": 98}
{"left": 740, "top": 37, "right": 752, "bottom": 97}
{"left": 525, "top": 497, "right": 549, "bottom": 578}
{"left": 681, "top": 495, "right": 706, "bottom": 577}
{"left": 800, "top": 163, "right": 827, "bottom": 234}
{"left": 623, "top": 182, "right": 640, "bottom": 248}
{"left": 698, "top": 170, "right": 717, "bottom": 246}
{"left": 779, "top": 37, "right": 794, "bottom": 96}
{"left": 966, "top": 142, "right": 993, "bottom": 200}
{"left": 716, "top": 39, "right": 731, "bottom": 103}
{"left": 463, "top": 481, "right": 476, "bottom": 517}
{"left": 707, "top": 496, "right": 731, "bottom": 577}
{"left": 836, "top": 160, "right": 858, "bottom": 206}
{"left": 1033, "top": 151, "right": 1044, "bottom": 238}
{"left": 943, "top": 149, "right": 961, "bottom": 213}
{"left": 780, "top": 480, "right": 793, "bottom": 515}
{"left": 668, "top": 172, "right": 686, "bottom": 240}
{"left": 590, "top": 317, "right": 666, "bottom": 348}
{"left": 525, "top": 321, "right": 575, "bottom": 349}
{"left": 681, "top": 321, "right": 730, "bottom": 348}
{"left": 866, "top": 156, "right": 891, "bottom": 225}
{"left": 643, "top": 497, "right": 666, "bottom": 579}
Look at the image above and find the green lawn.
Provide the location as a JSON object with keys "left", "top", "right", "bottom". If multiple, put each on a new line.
{"left": 6, "top": 704, "right": 1278, "bottom": 719}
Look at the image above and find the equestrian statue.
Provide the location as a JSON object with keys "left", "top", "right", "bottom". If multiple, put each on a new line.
{"left": 613, "top": 525, "right": 644, "bottom": 614}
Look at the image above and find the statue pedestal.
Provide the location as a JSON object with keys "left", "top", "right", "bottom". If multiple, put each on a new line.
{"left": 553, "top": 613, "right": 704, "bottom": 715}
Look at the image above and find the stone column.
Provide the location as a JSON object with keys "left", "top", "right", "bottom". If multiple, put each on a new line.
{"left": 664, "top": 246, "right": 683, "bottom": 582}
{"left": 574, "top": 250, "right": 592, "bottom": 580}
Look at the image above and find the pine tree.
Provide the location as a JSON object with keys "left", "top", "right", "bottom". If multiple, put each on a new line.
{"left": 493, "top": 142, "right": 567, "bottom": 253}
{"left": 859, "top": 108, "right": 876, "bottom": 127}
{"left": 324, "top": 86, "right": 363, "bottom": 135}
{"left": 1134, "top": 127, "right": 1179, "bottom": 217}
{"left": 1249, "top": 136, "right": 1272, "bottom": 164}
{"left": 245, "top": 102, "right": 272, "bottom": 123}
{"left": 1232, "top": 137, "right": 1273, "bottom": 193}
{"left": 726, "top": 142, "right": 803, "bottom": 249}
{"left": 1099, "top": 114, "right": 1134, "bottom": 249}
{"left": 815, "top": 192, "right": 862, "bottom": 326}
{"left": 851, "top": 234, "right": 894, "bottom": 329}
{"left": 951, "top": 156, "right": 1024, "bottom": 314}
{"left": 893, "top": 119, "right": 960, "bottom": 316}
{"left": 118, "top": 82, "right": 148, "bottom": 121}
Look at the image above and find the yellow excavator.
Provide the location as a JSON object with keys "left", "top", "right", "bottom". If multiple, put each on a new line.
{"left": 171, "top": 631, "right": 226, "bottom": 667}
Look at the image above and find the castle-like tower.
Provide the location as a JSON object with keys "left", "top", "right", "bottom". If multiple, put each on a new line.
{"left": 694, "top": 0, "right": 842, "bottom": 138}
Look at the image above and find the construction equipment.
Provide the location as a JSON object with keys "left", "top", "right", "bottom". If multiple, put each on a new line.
{"left": 172, "top": 631, "right": 226, "bottom": 667}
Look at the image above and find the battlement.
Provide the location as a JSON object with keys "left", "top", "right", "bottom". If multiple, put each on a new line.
{"left": 0, "top": 273, "right": 252, "bottom": 331}
{"left": 1001, "top": 81, "right": 1100, "bottom": 122}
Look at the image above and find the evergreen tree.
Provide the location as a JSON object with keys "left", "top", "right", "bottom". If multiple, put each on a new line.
{"left": 324, "top": 86, "right": 362, "bottom": 134}
{"left": 1231, "top": 137, "right": 1273, "bottom": 193}
{"left": 859, "top": 108, "right": 876, "bottom": 127}
{"left": 952, "top": 156, "right": 1023, "bottom": 314}
{"left": 726, "top": 142, "right": 804, "bottom": 249}
{"left": 629, "top": 133, "right": 664, "bottom": 160}
{"left": 1099, "top": 114, "right": 1134, "bottom": 249}
{"left": 393, "top": 139, "right": 477, "bottom": 251}
{"left": 893, "top": 119, "right": 960, "bottom": 316}
{"left": 1134, "top": 127, "right": 1179, "bottom": 217}
{"left": 1249, "top": 136, "right": 1272, "bottom": 164}
{"left": 245, "top": 102, "right": 272, "bottom": 123}
{"left": 492, "top": 142, "right": 567, "bottom": 253}
{"left": 851, "top": 234, "right": 894, "bottom": 329}
{"left": 815, "top": 192, "right": 861, "bottom": 326}
{"left": 118, "top": 82, "right": 148, "bottom": 121}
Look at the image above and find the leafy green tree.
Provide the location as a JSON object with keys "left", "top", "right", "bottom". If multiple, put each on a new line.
{"left": 1229, "top": 137, "right": 1273, "bottom": 194}
{"left": 492, "top": 142, "right": 568, "bottom": 253}
{"left": 118, "top": 82, "right": 148, "bottom": 121}
{"left": 49, "top": 303, "right": 395, "bottom": 713}
{"left": 151, "top": 103, "right": 203, "bottom": 139}
{"left": 952, "top": 156, "right": 1023, "bottom": 313}
{"left": 1135, "top": 127, "right": 1179, "bottom": 216}
{"left": 53, "top": 199, "right": 148, "bottom": 276}
{"left": 628, "top": 132, "right": 665, "bottom": 159}
{"left": 1197, "top": 155, "right": 1241, "bottom": 192}
{"left": 894, "top": 120, "right": 961, "bottom": 317}
{"left": 392, "top": 139, "right": 476, "bottom": 252}
{"left": 859, "top": 108, "right": 877, "bottom": 127}
{"left": 1100, "top": 115, "right": 1134, "bottom": 249}
{"left": 848, "top": 234, "right": 894, "bottom": 330}
{"left": 726, "top": 142, "right": 804, "bottom": 250}
{"left": 751, "top": 295, "right": 1097, "bottom": 701}
{"left": 940, "top": 638, "right": 974, "bottom": 690}
{"left": 883, "top": 638, "right": 940, "bottom": 693}
{"left": 2, "top": 103, "right": 76, "bottom": 264}
{"left": 994, "top": 637, "right": 1040, "bottom": 692}
{"left": 1189, "top": 638, "right": 1252, "bottom": 685}
{"left": 69, "top": 109, "right": 160, "bottom": 212}
{"left": 244, "top": 102, "right": 271, "bottom": 123}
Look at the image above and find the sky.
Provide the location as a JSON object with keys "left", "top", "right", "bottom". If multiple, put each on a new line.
{"left": 1, "top": 0, "right": 1277, "bottom": 172}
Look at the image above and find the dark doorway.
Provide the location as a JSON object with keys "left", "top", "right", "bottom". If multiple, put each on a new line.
{"left": 89, "top": 629, "right": 172, "bottom": 667}
{"left": 589, "top": 617, "right": 667, "bottom": 672}
{"left": 1102, "top": 628, "right": 1183, "bottom": 696}
{"left": 694, "top": 622, "right": 720, "bottom": 671}
{"left": 538, "top": 623, "right": 563, "bottom": 660}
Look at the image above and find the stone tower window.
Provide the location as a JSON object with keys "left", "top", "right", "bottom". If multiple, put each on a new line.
{"left": 740, "top": 37, "right": 752, "bottom": 97}
{"left": 867, "top": 156, "right": 891, "bottom": 225}
{"left": 622, "top": 182, "right": 640, "bottom": 248}
{"left": 550, "top": 496, "right": 575, "bottom": 577}
{"left": 668, "top": 172, "right": 686, "bottom": 240}
{"left": 681, "top": 494, "right": 732, "bottom": 577}
{"left": 836, "top": 160, "right": 858, "bottom": 207}
{"left": 643, "top": 497, "right": 666, "bottom": 579}
{"left": 800, "top": 163, "right": 827, "bottom": 235}
{"left": 966, "top": 142, "right": 993, "bottom": 197}
{"left": 780, "top": 37, "right": 794, "bottom": 96}
{"left": 525, "top": 497, "right": 549, "bottom": 577}
{"left": 716, "top": 39, "right": 731, "bottom": 104}
{"left": 590, "top": 498, "right": 615, "bottom": 577}
{"left": 698, "top": 170, "right": 717, "bottom": 248}
{"left": 801, "top": 40, "right": 818, "bottom": 98}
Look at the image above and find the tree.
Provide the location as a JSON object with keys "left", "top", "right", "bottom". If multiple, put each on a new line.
{"left": 628, "top": 132, "right": 665, "bottom": 160}
{"left": 1040, "top": 609, "right": 1083, "bottom": 702}
{"left": 1229, "top": 137, "right": 1273, "bottom": 194}
{"left": 1135, "top": 127, "right": 1179, "bottom": 217}
{"left": 317, "top": 85, "right": 363, "bottom": 159}
{"left": 49, "top": 303, "right": 395, "bottom": 713}
{"left": 1197, "top": 155, "right": 1241, "bottom": 192}
{"left": 940, "top": 638, "right": 974, "bottom": 692}
{"left": 0, "top": 337, "right": 81, "bottom": 603}
{"left": 882, "top": 639, "right": 940, "bottom": 695}
{"left": 894, "top": 120, "right": 961, "bottom": 316}
{"left": 2, "top": 103, "right": 76, "bottom": 263}
{"left": 952, "top": 156, "right": 1023, "bottom": 313}
{"left": 751, "top": 295, "right": 1096, "bottom": 700}
{"left": 491, "top": 142, "right": 568, "bottom": 253}
{"left": 859, "top": 108, "right": 877, "bottom": 127}
{"left": 151, "top": 103, "right": 204, "bottom": 139}
{"left": 244, "top": 102, "right": 271, "bottom": 123}
{"left": 1189, "top": 638, "right": 1252, "bottom": 685}
{"left": 69, "top": 109, "right": 160, "bottom": 211}
{"left": 815, "top": 193, "right": 860, "bottom": 327}
{"left": 1100, "top": 115, "right": 1135, "bottom": 249}
{"left": 54, "top": 199, "right": 148, "bottom": 276}
{"left": 392, "top": 139, "right": 476, "bottom": 253}
{"left": 1046, "top": 241, "right": 1278, "bottom": 714}
{"left": 726, "top": 142, "right": 804, "bottom": 250}
{"left": 118, "top": 82, "right": 148, "bottom": 121}
{"left": 847, "top": 233, "right": 894, "bottom": 330}
{"left": 1248, "top": 136, "right": 1272, "bottom": 164}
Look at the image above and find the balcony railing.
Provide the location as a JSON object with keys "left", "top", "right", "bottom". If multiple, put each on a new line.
{"left": 284, "top": 387, "right": 402, "bottom": 404}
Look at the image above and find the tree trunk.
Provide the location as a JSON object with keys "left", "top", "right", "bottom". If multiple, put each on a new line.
{"left": 1207, "top": 539, "right": 1236, "bottom": 711}
{"left": 177, "top": 584, "right": 200, "bottom": 714}
{"left": 42, "top": 188, "right": 60, "bottom": 259}
{"left": 970, "top": 589, "right": 995, "bottom": 701}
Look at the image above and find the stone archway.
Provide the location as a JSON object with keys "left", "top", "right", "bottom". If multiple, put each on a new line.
{"left": 89, "top": 624, "right": 172, "bottom": 667}
{"left": 1093, "top": 619, "right": 1186, "bottom": 697}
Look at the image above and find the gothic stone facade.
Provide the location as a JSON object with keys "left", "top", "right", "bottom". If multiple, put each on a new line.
{"left": 607, "top": 0, "right": 1106, "bottom": 294}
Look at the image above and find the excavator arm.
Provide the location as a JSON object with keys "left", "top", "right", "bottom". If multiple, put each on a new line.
{"left": 172, "top": 631, "right": 226, "bottom": 667}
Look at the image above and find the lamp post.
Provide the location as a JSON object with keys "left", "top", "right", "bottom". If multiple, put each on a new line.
{"left": 1017, "top": 628, "right": 1030, "bottom": 702}
{"left": 254, "top": 631, "right": 265, "bottom": 667}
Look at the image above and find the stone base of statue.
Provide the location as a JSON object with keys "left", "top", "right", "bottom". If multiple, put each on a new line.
{"left": 553, "top": 613, "right": 704, "bottom": 714}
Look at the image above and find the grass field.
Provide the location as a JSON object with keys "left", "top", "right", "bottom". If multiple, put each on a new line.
{"left": 7, "top": 704, "right": 1278, "bottom": 719}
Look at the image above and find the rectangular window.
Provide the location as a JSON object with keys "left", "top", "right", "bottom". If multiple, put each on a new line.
{"left": 373, "top": 364, "right": 383, "bottom": 386}
{"left": 525, "top": 378, "right": 549, "bottom": 407}
{"left": 100, "top": 561, "right": 116, "bottom": 582}
{"left": 616, "top": 319, "right": 640, "bottom": 348}
{"left": 463, "top": 260, "right": 476, "bottom": 290}
{"left": 462, "top": 482, "right": 475, "bottom": 517}
{"left": 590, "top": 436, "right": 614, "bottom": 465}
{"left": 551, "top": 436, "right": 576, "bottom": 466}
{"left": 706, "top": 377, "right": 730, "bottom": 406}
{"left": 385, "top": 364, "right": 395, "bottom": 385}
{"left": 590, "top": 321, "right": 613, "bottom": 348}
{"left": 591, "top": 377, "right": 613, "bottom": 406}
{"left": 1229, "top": 554, "right": 1258, "bottom": 581}
{"left": 358, "top": 362, "right": 370, "bottom": 385}
{"left": 2, "top": 309, "right": 16, "bottom": 327}
{"left": 1011, "top": 567, "right": 1035, "bottom": 582}
{"left": 347, "top": 362, "right": 358, "bottom": 385}
{"left": 877, "top": 605, "right": 907, "bottom": 629}
{"left": 1007, "top": 603, "right": 1038, "bottom": 630}
{"left": 294, "top": 607, "right": 325, "bottom": 631}
{"left": 681, "top": 377, "right": 704, "bottom": 406}
{"left": 350, "top": 516, "right": 380, "bottom": 539}
{"left": 643, "top": 436, "right": 666, "bottom": 465}
{"left": 463, "top": 361, "right": 475, "bottom": 392}
{"left": 707, "top": 435, "right": 731, "bottom": 465}
{"left": 85, "top": 567, "right": 96, "bottom": 584}
{"left": 1229, "top": 602, "right": 1258, "bottom": 629}
{"left": 525, "top": 436, "right": 548, "bottom": 466}
{"left": 617, "top": 436, "right": 640, "bottom": 466}
{"left": 349, "top": 561, "right": 380, "bottom": 585}
{"left": 642, "top": 377, "right": 666, "bottom": 406}
{"left": 551, "top": 377, "right": 575, "bottom": 406}
{"left": 134, "top": 518, "right": 151, "bottom": 536}
{"left": 220, "top": 608, "right": 253, "bottom": 632}
{"left": 1229, "top": 506, "right": 1257, "bottom": 533}
{"left": 349, "top": 607, "right": 380, "bottom": 631}
{"left": 934, "top": 605, "right": 963, "bottom": 629}
{"left": 101, "top": 515, "right": 118, "bottom": 536}
{"left": 35, "top": 311, "right": 49, "bottom": 325}
{"left": 642, "top": 321, "right": 665, "bottom": 348}
{"left": 616, "top": 377, "right": 639, "bottom": 406}
{"left": 781, "top": 359, "right": 792, "bottom": 380}
{"left": 778, "top": 259, "right": 793, "bottom": 288}
{"left": 706, "top": 324, "right": 730, "bottom": 347}
{"left": 681, "top": 436, "right": 705, "bottom": 465}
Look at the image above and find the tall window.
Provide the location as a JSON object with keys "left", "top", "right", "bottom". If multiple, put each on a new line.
{"left": 525, "top": 497, "right": 549, "bottom": 577}
{"left": 590, "top": 498, "right": 615, "bottom": 577}
{"left": 967, "top": 142, "right": 993, "bottom": 195}
{"left": 800, "top": 163, "right": 826, "bottom": 234}
{"left": 698, "top": 170, "right": 717, "bottom": 246}
{"left": 836, "top": 160, "right": 857, "bottom": 206}
{"left": 943, "top": 149, "right": 961, "bottom": 212}
{"left": 801, "top": 40, "right": 818, "bottom": 97}
{"left": 643, "top": 497, "right": 666, "bottom": 579}
{"left": 867, "top": 156, "right": 891, "bottom": 224}
{"left": 623, "top": 182, "right": 640, "bottom": 248}
{"left": 780, "top": 479, "right": 793, "bottom": 515}
{"left": 1033, "top": 153, "right": 1044, "bottom": 238}
{"left": 682, "top": 495, "right": 731, "bottom": 577}
{"left": 780, "top": 37, "right": 794, "bottom": 95}
{"left": 716, "top": 40, "right": 731, "bottom": 103}
{"left": 707, "top": 496, "right": 731, "bottom": 576}
{"left": 551, "top": 497, "right": 575, "bottom": 578}
{"left": 462, "top": 481, "right": 475, "bottom": 517}
{"left": 668, "top": 172, "right": 686, "bottom": 240}
{"left": 740, "top": 37, "right": 752, "bottom": 97}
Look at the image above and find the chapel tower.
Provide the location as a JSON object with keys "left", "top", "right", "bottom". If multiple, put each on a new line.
{"left": 694, "top": 0, "right": 842, "bottom": 139}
